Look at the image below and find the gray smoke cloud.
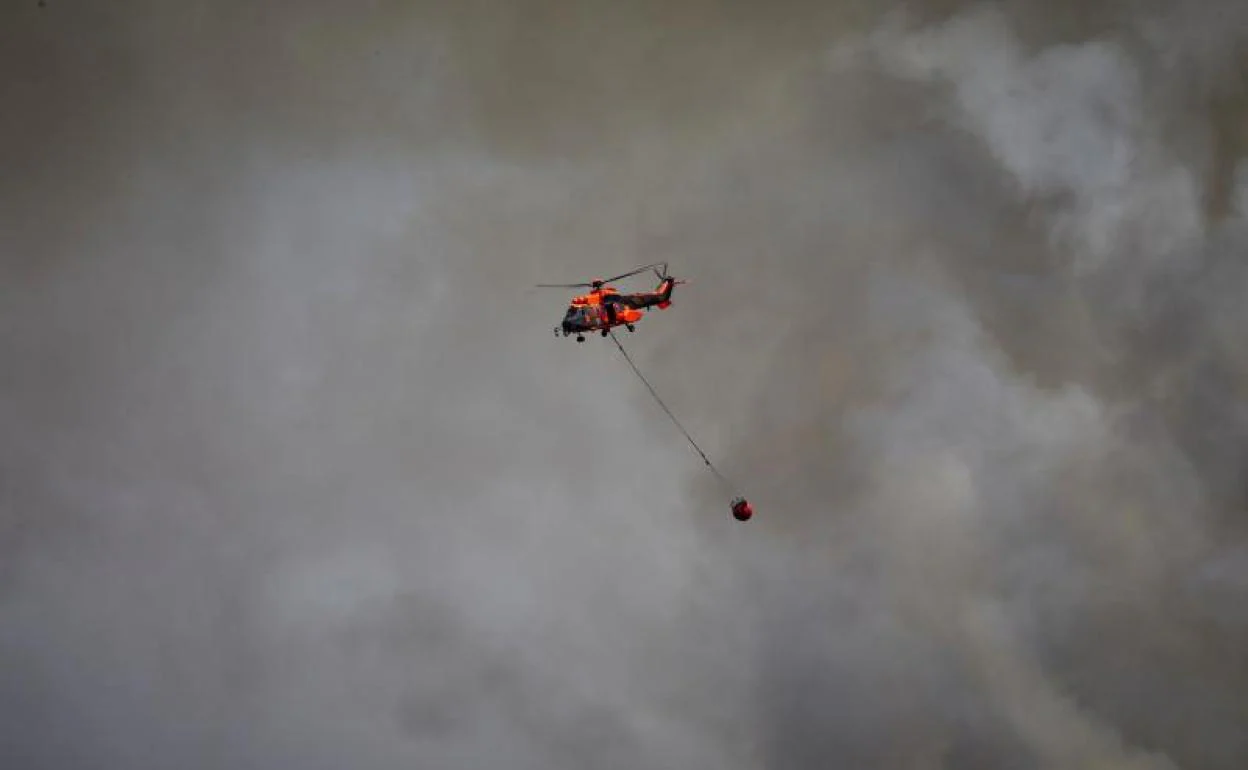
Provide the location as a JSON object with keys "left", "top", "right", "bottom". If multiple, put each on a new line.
{"left": 3, "top": 1, "right": 1247, "bottom": 768}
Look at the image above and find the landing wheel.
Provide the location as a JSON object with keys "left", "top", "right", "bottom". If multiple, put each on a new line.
{"left": 576, "top": 335, "right": 585, "bottom": 343}
{"left": 601, "top": 330, "right": 609, "bottom": 337}
{"left": 626, "top": 324, "right": 635, "bottom": 332}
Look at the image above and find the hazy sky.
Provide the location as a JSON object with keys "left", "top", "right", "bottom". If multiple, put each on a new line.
{"left": 3, "top": 2, "right": 1247, "bottom": 768}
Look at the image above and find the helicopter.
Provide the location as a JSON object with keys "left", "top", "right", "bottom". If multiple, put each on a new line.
{"left": 537, "top": 262, "right": 685, "bottom": 342}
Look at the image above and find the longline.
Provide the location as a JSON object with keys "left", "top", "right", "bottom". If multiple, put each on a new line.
{"left": 607, "top": 330, "right": 733, "bottom": 491}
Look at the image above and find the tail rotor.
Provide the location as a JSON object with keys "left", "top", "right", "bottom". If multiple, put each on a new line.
{"left": 652, "top": 262, "right": 687, "bottom": 288}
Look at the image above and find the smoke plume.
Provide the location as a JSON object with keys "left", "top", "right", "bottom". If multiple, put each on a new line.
{"left": 3, "top": 1, "right": 1246, "bottom": 768}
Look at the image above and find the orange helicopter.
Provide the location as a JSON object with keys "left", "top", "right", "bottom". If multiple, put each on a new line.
{"left": 539, "top": 262, "right": 685, "bottom": 342}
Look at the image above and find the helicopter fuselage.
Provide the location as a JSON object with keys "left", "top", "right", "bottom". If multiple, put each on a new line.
{"left": 556, "top": 291, "right": 645, "bottom": 339}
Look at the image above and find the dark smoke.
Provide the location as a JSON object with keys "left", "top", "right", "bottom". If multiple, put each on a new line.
{"left": 3, "top": 1, "right": 1247, "bottom": 768}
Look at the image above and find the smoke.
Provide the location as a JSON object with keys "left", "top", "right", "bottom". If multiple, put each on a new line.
{"left": 2, "top": 1, "right": 1247, "bottom": 768}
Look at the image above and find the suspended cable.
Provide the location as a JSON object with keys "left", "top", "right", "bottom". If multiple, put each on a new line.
{"left": 607, "top": 331, "right": 728, "bottom": 484}
{"left": 608, "top": 331, "right": 752, "bottom": 521}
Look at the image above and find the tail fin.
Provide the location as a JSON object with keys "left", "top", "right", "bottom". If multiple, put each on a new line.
{"left": 654, "top": 276, "right": 684, "bottom": 309}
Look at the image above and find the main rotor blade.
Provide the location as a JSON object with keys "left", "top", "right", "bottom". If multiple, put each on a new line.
{"left": 599, "top": 262, "right": 666, "bottom": 285}
{"left": 534, "top": 262, "right": 668, "bottom": 289}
